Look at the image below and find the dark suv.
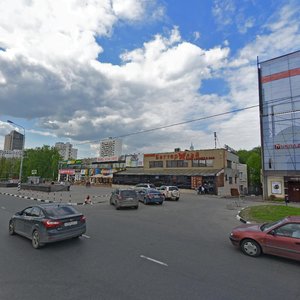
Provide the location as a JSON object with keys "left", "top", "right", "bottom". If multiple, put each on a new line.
{"left": 110, "top": 189, "right": 139, "bottom": 210}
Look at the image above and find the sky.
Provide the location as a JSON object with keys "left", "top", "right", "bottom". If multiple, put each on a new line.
{"left": 0, "top": 0, "right": 300, "bottom": 158}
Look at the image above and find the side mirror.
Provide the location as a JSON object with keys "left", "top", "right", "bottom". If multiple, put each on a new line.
{"left": 269, "top": 230, "right": 276, "bottom": 236}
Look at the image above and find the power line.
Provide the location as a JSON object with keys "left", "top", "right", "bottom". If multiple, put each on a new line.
{"left": 74, "top": 104, "right": 259, "bottom": 146}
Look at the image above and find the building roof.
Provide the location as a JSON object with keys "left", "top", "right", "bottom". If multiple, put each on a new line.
{"left": 115, "top": 168, "right": 222, "bottom": 177}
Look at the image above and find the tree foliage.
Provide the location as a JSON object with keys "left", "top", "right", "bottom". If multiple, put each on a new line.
{"left": 0, "top": 146, "right": 61, "bottom": 182}
{"left": 237, "top": 147, "right": 262, "bottom": 192}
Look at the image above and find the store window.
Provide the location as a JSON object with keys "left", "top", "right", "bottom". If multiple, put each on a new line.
{"left": 192, "top": 159, "right": 213, "bottom": 167}
{"left": 149, "top": 161, "right": 163, "bottom": 168}
{"left": 166, "top": 160, "right": 188, "bottom": 168}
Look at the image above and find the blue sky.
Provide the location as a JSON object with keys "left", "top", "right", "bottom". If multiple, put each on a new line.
{"left": 0, "top": 0, "right": 300, "bottom": 158}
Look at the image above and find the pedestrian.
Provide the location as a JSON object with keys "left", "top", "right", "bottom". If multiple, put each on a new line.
{"left": 197, "top": 185, "right": 202, "bottom": 195}
{"left": 84, "top": 195, "right": 92, "bottom": 205}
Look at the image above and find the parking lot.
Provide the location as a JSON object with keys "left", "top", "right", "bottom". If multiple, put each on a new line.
{"left": 0, "top": 187, "right": 299, "bottom": 300}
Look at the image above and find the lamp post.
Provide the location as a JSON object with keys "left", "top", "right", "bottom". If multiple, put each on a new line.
{"left": 7, "top": 120, "right": 25, "bottom": 191}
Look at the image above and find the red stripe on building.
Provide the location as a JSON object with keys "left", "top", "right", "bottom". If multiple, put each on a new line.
{"left": 261, "top": 67, "right": 300, "bottom": 84}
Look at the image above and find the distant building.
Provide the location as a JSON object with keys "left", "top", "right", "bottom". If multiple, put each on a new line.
{"left": 258, "top": 50, "right": 300, "bottom": 202}
{"left": 237, "top": 163, "right": 248, "bottom": 195}
{"left": 99, "top": 138, "right": 122, "bottom": 162}
{"left": 0, "top": 150, "right": 23, "bottom": 158}
{"left": 4, "top": 130, "right": 24, "bottom": 150}
{"left": 55, "top": 142, "right": 78, "bottom": 160}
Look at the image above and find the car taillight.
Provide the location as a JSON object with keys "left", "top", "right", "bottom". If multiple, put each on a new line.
{"left": 43, "top": 219, "right": 62, "bottom": 228}
{"left": 80, "top": 215, "right": 86, "bottom": 222}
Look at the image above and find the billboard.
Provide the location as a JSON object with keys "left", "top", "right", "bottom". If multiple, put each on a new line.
{"left": 125, "top": 154, "right": 144, "bottom": 167}
{"left": 259, "top": 51, "right": 300, "bottom": 171}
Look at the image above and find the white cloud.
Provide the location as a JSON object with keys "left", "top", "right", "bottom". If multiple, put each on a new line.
{"left": 1, "top": 1, "right": 300, "bottom": 156}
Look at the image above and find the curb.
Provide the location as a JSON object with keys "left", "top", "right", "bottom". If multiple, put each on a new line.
{"left": 236, "top": 207, "right": 251, "bottom": 224}
{"left": 0, "top": 192, "right": 108, "bottom": 206}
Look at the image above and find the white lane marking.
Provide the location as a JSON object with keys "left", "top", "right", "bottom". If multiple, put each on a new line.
{"left": 140, "top": 255, "right": 168, "bottom": 267}
{"left": 82, "top": 234, "right": 91, "bottom": 239}
{"left": 1, "top": 206, "right": 5, "bottom": 209}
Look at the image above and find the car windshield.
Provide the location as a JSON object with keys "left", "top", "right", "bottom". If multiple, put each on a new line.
{"left": 260, "top": 219, "right": 285, "bottom": 231}
{"left": 147, "top": 189, "right": 160, "bottom": 194}
{"left": 169, "top": 186, "right": 178, "bottom": 191}
{"left": 121, "top": 190, "right": 137, "bottom": 197}
{"left": 44, "top": 206, "right": 78, "bottom": 217}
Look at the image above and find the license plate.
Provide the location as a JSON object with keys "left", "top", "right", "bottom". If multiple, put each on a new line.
{"left": 154, "top": 195, "right": 159, "bottom": 198}
{"left": 64, "top": 221, "right": 78, "bottom": 227}
{"left": 126, "top": 198, "right": 133, "bottom": 200}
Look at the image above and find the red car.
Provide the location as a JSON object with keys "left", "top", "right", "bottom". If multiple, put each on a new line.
{"left": 229, "top": 216, "right": 300, "bottom": 261}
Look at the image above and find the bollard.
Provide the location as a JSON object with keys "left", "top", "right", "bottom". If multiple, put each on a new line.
{"left": 69, "top": 194, "right": 72, "bottom": 203}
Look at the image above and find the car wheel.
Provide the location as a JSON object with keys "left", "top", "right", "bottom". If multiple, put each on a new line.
{"left": 175, "top": 197, "right": 179, "bottom": 201}
{"left": 241, "top": 239, "right": 261, "bottom": 257}
{"left": 109, "top": 198, "right": 113, "bottom": 205}
{"left": 32, "top": 230, "right": 43, "bottom": 249}
{"left": 134, "top": 205, "right": 139, "bottom": 209}
{"left": 143, "top": 198, "right": 147, "bottom": 205}
{"left": 9, "top": 220, "right": 15, "bottom": 235}
{"left": 115, "top": 201, "right": 120, "bottom": 210}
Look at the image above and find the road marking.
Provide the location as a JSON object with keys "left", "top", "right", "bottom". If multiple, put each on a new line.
{"left": 82, "top": 234, "right": 91, "bottom": 239}
{"left": 140, "top": 255, "right": 168, "bottom": 267}
{"left": 1, "top": 206, "right": 5, "bottom": 210}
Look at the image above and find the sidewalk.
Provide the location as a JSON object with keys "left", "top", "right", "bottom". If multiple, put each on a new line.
{"left": 0, "top": 185, "right": 113, "bottom": 205}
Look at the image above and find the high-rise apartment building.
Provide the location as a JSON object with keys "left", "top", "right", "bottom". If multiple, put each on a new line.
{"left": 55, "top": 142, "right": 78, "bottom": 160}
{"left": 4, "top": 130, "right": 24, "bottom": 150}
{"left": 99, "top": 138, "right": 122, "bottom": 161}
{"left": 258, "top": 50, "right": 300, "bottom": 202}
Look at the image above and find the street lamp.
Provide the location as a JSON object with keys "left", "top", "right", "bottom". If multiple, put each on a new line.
{"left": 7, "top": 120, "right": 25, "bottom": 191}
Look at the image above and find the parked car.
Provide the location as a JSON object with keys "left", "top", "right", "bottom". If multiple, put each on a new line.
{"left": 137, "top": 188, "right": 164, "bottom": 205}
{"left": 157, "top": 185, "right": 180, "bottom": 201}
{"left": 9, "top": 204, "right": 86, "bottom": 249}
{"left": 229, "top": 216, "right": 300, "bottom": 261}
{"left": 110, "top": 188, "right": 139, "bottom": 210}
{"left": 134, "top": 183, "right": 156, "bottom": 191}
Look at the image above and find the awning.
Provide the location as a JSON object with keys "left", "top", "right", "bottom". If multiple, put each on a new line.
{"left": 90, "top": 174, "right": 113, "bottom": 178}
{"left": 114, "top": 168, "right": 222, "bottom": 177}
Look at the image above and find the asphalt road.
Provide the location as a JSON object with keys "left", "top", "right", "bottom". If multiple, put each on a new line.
{"left": 0, "top": 191, "right": 299, "bottom": 300}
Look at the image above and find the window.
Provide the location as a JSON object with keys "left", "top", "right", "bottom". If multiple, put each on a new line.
{"left": 192, "top": 159, "right": 214, "bottom": 167}
{"left": 206, "top": 159, "right": 213, "bottom": 167}
{"left": 227, "top": 160, "right": 232, "bottom": 168}
{"left": 31, "top": 207, "right": 42, "bottom": 217}
{"left": 23, "top": 207, "right": 33, "bottom": 216}
{"left": 229, "top": 177, "right": 233, "bottom": 184}
{"left": 275, "top": 223, "right": 300, "bottom": 238}
{"left": 166, "top": 160, "right": 188, "bottom": 168}
{"left": 44, "top": 205, "right": 78, "bottom": 217}
{"left": 149, "top": 161, "right": 163, "bottom": 168}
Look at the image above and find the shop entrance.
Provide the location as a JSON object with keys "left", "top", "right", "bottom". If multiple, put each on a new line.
{"left": 288, "top": 182, "right": 300, "bottom": 202}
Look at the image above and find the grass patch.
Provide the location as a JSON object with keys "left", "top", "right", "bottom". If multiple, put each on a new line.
{"left": 240, "top": 205, "right": 300, "bottom": 223}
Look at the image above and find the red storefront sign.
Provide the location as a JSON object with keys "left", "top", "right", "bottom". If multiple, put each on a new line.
{"left": 59, "top": 169, "right": 75, "bottom": 175}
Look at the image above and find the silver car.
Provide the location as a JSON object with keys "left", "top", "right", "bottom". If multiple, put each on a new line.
{"left": 110, "top": 188, "right": 139, "bottom": 210}
{"left": 157, "top": 186, "right": 180, "bottom": 201}
{"left": 9, "top": 204, "right": 86, "bottom": 249}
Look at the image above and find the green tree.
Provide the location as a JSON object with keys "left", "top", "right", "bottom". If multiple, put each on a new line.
{"left": 22, "top": 146, "right": 61, "bottom": 181}
{"left": 237, "top": 147, "right": 262, "bottom": 194}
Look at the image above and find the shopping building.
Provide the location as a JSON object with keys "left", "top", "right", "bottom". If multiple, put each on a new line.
{"left": 113, "top": 147, "right": 247, "bottom": 197}
{"left": 258, "top": 50, "right": 300, "bottom": 201}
